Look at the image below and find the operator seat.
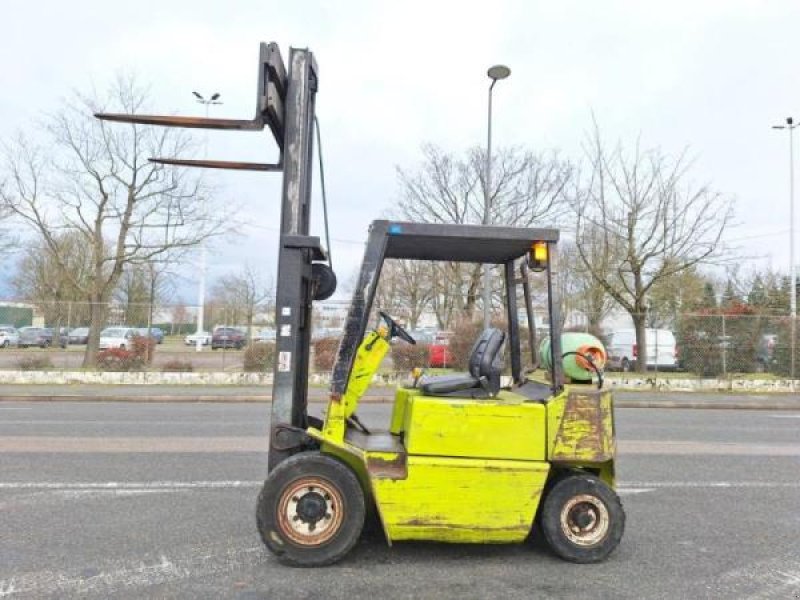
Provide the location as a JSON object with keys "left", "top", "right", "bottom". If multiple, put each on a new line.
{"left": 419, "top": 328, "right": 505, "bottom": 399}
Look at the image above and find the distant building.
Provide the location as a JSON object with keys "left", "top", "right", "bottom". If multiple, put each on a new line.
{"left": 0, "top": 302, "right": 35, "bottom": 328}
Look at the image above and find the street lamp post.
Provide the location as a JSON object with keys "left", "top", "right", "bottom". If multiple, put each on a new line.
{"left": 192, "top": 91, "right": 222, "bottom": 352}
{"left": 773, "top": 116, "right": 799, "bottom": 379}
{"left": 483, "top": 65, "right": 511, "bottom": 330}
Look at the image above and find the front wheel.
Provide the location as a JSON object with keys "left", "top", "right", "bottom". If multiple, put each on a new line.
{"left": 540, "top": 472, "right": 625, "bottom": 563}
{"left": 256, "top": 452, "right": 365, "bottom": 567}
{"left": 621, "top": 358, "right": 631, "bottom": 372}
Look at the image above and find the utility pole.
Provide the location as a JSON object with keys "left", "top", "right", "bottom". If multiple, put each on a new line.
{"left": 483, "top": 65, "right": 510, "bottom": 329}
{"left": 773, "top": 117, "right": 798, "bottom": 379}
{"left": 192, "top": 91, "right": 222, "bottom": 351}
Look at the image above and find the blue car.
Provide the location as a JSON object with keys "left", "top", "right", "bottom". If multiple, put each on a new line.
{"left": 137, "top": 327, "right": 165, "bottom": 344}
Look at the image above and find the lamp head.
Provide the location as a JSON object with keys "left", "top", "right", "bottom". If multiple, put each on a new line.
{"left": 487, "top": 65, "right": 511, "bottom": 81}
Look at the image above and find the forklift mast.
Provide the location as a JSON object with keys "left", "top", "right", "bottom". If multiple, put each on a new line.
{"left": 95, "top": 43, "right": 327, "bottom": 472}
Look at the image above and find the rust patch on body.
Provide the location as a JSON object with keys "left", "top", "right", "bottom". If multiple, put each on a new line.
{"left": 551, "top": 390, "right": 615, "bottom": 463}
{"left": 367, "top": 453, "right": 408, "bottom": 480}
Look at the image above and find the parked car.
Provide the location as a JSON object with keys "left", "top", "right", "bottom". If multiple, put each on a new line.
{"left": 606, "top": 328, "right": 678, "bottom": 371}
{"left": 18, "top": 326, "right": 67, "bottom": 349}
{"left": 211, "top": 327, "right": 247, "bottom": 350}
{"left": 68, "top": 327, "right": 90, "bottom": 345}
{"left": 428, "top": 331, "right": 453, "bottom": 368}
{"left": 254, "top": 328, "right": 276, "bottom": 343}
{"left": 137, "top": 327, "right": 165, "bottom": 344}
{"left": 184, "top": 330, "right": 211, "bottom": 346}
{"left": 0, "top": 325, "right": 19, "bottom": 348}
{"left": 98, "top": 327, "right": 139, "bottom": 350}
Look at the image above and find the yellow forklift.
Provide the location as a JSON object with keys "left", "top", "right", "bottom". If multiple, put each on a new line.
{"left": 257, "top": 221, "right": 624, "bottom": 566}
{"left": 96, "top": 42, "right": 624, "bottom": 568}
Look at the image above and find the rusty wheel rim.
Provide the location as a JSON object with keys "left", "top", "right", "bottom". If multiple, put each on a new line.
{"left": 560, "top": 493, "right": 609, "bottom": 547}
{"left": 277, "top": 477, "right": 344, "bottom": 546}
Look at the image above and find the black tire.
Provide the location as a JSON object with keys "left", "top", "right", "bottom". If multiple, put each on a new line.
{"left": 2, "top": 340, "right": 8, "bottom": 348}
{"left": 540, "top": 472, "right": 625, "bottom": 563}
{"left": 256, "top": 451, "right": 365, "bottom": 567}
{"left": 621, "top": 358, "right": 631, "bottom": 372}
{"left": 119, "top": 344, "right": 126, "bottom": 351}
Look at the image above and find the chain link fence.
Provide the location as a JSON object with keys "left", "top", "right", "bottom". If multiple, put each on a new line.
{"left": 0, "top": 298, "right": 797, "bottom": 379}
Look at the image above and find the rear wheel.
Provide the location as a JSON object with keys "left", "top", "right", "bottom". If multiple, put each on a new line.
{"left": 2, "top": 340, "right": 8, "bottom": 348}
{"left": 540, "top": 472, "right": 624, "bottom": 563}
{"left": 256, "top": 452, "right": 365, "bottom": 567}
{"left": 621, "top": 358, "right": 631, "bottom": 372}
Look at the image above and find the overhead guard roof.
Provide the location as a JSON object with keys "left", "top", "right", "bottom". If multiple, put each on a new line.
{"left": 376, "top": 220, "right": 559, "bottom": 263}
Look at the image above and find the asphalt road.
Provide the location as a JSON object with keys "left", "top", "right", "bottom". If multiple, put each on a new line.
{"left": 1, "top": 403, "right": 799, "bottom": 599}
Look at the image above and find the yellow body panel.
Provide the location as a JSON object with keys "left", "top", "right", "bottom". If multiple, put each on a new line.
{"left": 315, "top": 328, "right": 618, "bottom": 546}
{"left": 341, "top": 331, "right": 390, "bottom": 418}
{"left": 372, "top": 455, "right": 549, "bottom": 543}
{"left": 403, "top": 392, "right": 547, "bottom": 461}
{"left": 389, "top": 386, "right": 414, "bottom": 434}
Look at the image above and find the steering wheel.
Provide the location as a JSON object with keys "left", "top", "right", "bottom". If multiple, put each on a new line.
{"left": 379, "top": 311, "right": 416, "bottom": 345}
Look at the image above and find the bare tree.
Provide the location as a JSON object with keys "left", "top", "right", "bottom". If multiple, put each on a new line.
{"left": 396, "top": 144, "right": 572, "bottom": 322}
{"left": 373, "top": 259, "right": 433, "bottom": 329}
{"left": 540, "top": 240, "right": 617, "bottom": 336}
{"left": 0, "top": 74, "right": 225, "bottom": 366}
{"left": 645, "top": 266, "right": 709, "bottom": 328}
{"left": 572, "top": 126, "right": 733, "bottom": 371}
{"left": 115, "top": 261, "right": 174, "bottom": 326}
{"left": 170, "top": 301, "right": 189, "bottom": 335}
{"left": 211, "top": 265, "right": 272, "bottom": 340}
{"left": 12, "top": 232, "right": 93, "bottom": 328}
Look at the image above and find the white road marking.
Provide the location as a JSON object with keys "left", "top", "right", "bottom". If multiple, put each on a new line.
{"left": 621, "top": 481, "right": 800, "bottom": 489}
{"left": 767, "top": 414, "right": 800, "bottom": 419}
{"left": 1, "top": 480, "right": 798, "bottom": 494}
{"left": 0, "top": 544, "right": 264, "bottom": 597}
{"left": 617, "top": 488, "right": 654, "bottom": 495}
{"left": 716, "top": 556, "right": 800, "bottom": 599}
{"left": 0, "top": 480, "right": 261, "bottom": 490}
{"left": 0, "top": 419, "right": 260, "bottom": 424}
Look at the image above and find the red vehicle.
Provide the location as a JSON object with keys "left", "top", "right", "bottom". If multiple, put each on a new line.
{"left": 427, "top": 331, "right": 453, "bottom": 368}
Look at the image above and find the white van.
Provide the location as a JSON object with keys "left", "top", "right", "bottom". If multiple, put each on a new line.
{"left": 606, "top": 328, "right": 678, "bottom": 371}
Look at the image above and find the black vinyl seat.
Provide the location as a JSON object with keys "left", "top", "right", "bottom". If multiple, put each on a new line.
{"left": 420, "top": 328, "right": 505, "bottom": 399}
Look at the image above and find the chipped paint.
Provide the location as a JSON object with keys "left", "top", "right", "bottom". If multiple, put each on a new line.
{"left": 372, "top": 455, "right": 550, "bottom": 543}
{"left": 402, "top": 392, "right": 547, "bottom": 461}
{"left": 549, "top": 388, "right": 615, "bottom": 464}
{"left": 366, "top": 452, "right": 408, "bottom": 480}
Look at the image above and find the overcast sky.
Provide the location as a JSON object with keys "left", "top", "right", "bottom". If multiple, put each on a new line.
{"left": 2, "top": 0, "right": 799, "bottom": 304}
